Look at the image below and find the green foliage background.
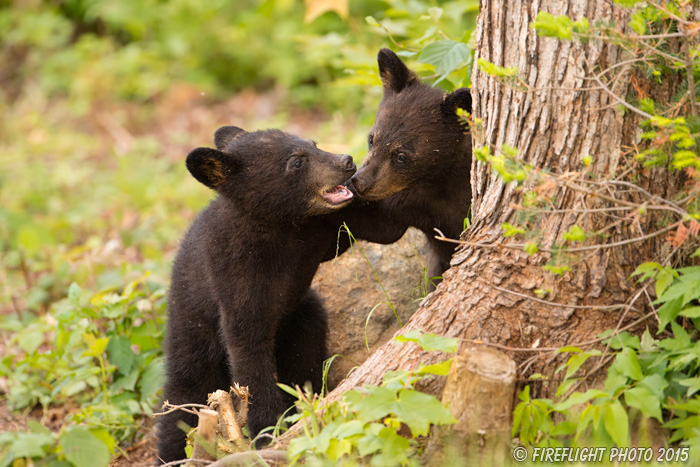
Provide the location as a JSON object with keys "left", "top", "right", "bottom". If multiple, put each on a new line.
{"left": 0, "top": 0, "right": 475, "bottom": 465}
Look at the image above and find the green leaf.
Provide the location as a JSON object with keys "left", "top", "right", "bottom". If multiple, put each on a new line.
{"left": 640, "top": 328, "right": 658, "bottom": 352}
{"left": 331, "top": 420, "right": 364, "bottom": 439}
{"left": 18, "top": 329, "right": 44, "bottom": 355}
{"left": 501, "top": 222, "right": 526, "bottom": 237}
{"left": 672, "top": 150, "right": 698, "bottom": 169}
{"left": 606, "top": 332, "right": 639, "bottom": 351}
{"left": 68, "top": 282, "right": 82, "bottom": 307}
{"left": 615, "top": 347, "right": 644, "bottom": 381}
{"left": 106, "top": 336, "right": 135, "bottom": 375}
{"left": 356, "top": 423, "right": 384, "bottom": 456}
{"left": 678, "top": 377, "right": 700, "bottom": 397}
{"left": 524, "top": 242, "right": 538, "bottom": 255}
{"left": 89, "top": 429, "right": 116, "bottom": 454}
{"left": 558, "top": 346, "right": 583, "bottom": 353}
{"left": 669, "top": 321, "right": 691, "bottom": 348}
{"left": 578, "top": 405, "right": 594, "bottom": 436}
{"left": 656, "top": 296, "right": 682, "bottom": 333}
{"left": 395, "top": 389, "right": 456, "bottom": 436}
{"left": 518, "top": 385, "right": 531, "bottom": 402}
{"left": 543, "top": 264, "right": 571, "bottom": 276}
{"left": 555, "top": 377, "right": 579, "bottom": 397}
{"left": 551, "top": 421, "right": 576, "bottom": 436}
{"left": 418, "top": 40, "right": 471, "bottom": 76}
{"left": 615, "top": 0, "right": 644, "bottom": 7}
{"left": 27, "top": 420, "right": 52, "bottom": 436}
{"left": 562, "top": 353, "right": 589, "bottom": 379}
{"left": 81, "top": 334, "right": 109, "bottom": 358}
{"left": 59, "top": 427, "right": 111, "bottom": 467}
{"left": 477, "top": 58, "right": 518, "bottom": 78}
{"left": 639, "top": 98, "right": 655, "bottom": 115}
{"left": 603, "top": 401, "right": 629, "bottom": 447}
{"left": 552, "top": 389, "right": 607, "bottom": 412}
{"left": 327, "top": 438, "right": 352, "bottom": 460}
{"left": 17, "top": 225, "right": 43, "bottom": 252}
{"left": 680, "top": 306, "right": 700, "bottom": 318}
{"left": 375, "top": 427, "right": 412, "bottom": 464}
{"left": 624, "top": 387, "right": 662, "bottom": 422}
{"left": 657, "top": 274, "right": 699, "bottom": 306}
{"left": 416, "top": 359, "right": 452, "bottom": 376}
{"left": 277, "top": 383, "right": 299, "bottom": 398}
{"left": 137, "top": 358, "right": 164, "bottom": 401}
{"left": 365, "top": 16, "right": 379, "bottom": 27}
{"left": 631, "top": 261, "right": 662, "bottom": 277}
{"left": 349, "top": 386, "right": 397, "bottom": 423}
{"left": 394, "top": 330, "right": 459, "bottom": 353}
{"left": 638, "top": 374, "right": 668, "bottom": 400}
{"left": 572, "top": 18, "right": 590, "bottom": 35}
{"left": 8, "top": 432, "right": 55, "bottom": 459}
{"left": 111, "top": 367, "right": 139, "bottom": 393}
{"left": 428, "top": 7, "right": 443, "bottom": 22}
{"left": 512, "top": 403, "right": 525, "bottom": 437}
{"left": 563, "top": 225, "right": 585, "bottom": 242}
{"left": 531, "top": 12, "right": 573, "bottom": 40}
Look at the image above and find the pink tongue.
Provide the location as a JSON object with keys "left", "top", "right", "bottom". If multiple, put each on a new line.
{"left": 323, "top": 186, "right": 354, "bottom": 204}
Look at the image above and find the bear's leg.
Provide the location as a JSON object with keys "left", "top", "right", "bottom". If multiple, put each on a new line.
{"left": 275, "top": 289, "right": 329, "bottom": 400}
{"left": 425, "top": 236, "right": 457, "bottom": 291}
{"left": 222, "top": 326, "right": 288, "bottom": 444}
{"left": 155, "top": 388, "right": 198, "bottom": 465}
{"left": 156, "top": 340, "right": 230, "bottom": 464}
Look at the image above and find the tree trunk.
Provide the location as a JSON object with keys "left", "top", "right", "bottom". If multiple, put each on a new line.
{"left": 328, "top": 0, "right": 684, "bottom": 401}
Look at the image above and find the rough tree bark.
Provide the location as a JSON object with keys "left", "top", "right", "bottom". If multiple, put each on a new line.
{"left": 328, "top": 0, "right": 685, "bottom": 401}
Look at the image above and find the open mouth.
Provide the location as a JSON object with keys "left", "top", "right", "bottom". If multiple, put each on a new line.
{"left": 321, "top": 185, "right": 354, "bottom": 205}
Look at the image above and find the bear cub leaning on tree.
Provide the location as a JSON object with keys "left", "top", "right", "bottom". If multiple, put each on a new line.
{"left": 336, "top": 48, "right": 472, "bottom": 289}
{"left": 156, "top": 126, "right": 356, "bottom": 464}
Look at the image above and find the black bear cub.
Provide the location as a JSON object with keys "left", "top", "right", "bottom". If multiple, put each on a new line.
{"left": 157, "top": 126, "right": 356, "bottom": 464}
{"left": 342, "top": 48, "right": 472, "bottom": 288}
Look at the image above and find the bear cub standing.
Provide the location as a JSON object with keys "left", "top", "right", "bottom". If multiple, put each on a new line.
{"left": 339, "top": 48, "right": 472, "bottom": 289}
{"left": 156, "top": 126, "right": 356, "bottom": 464}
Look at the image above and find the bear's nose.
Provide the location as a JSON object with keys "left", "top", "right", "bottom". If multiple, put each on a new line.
{"left": 341, "top": 154, "right": 356, "bottom": 172}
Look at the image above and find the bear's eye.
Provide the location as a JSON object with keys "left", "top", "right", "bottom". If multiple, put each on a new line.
{"left": 396, "top": 153, "right": 407, "bottom": 163}
{"left": 287, "top": 156, "right": 304, "bottom": 171}
{"left": 368, "top": 133, "right": 374, "bottom": 149}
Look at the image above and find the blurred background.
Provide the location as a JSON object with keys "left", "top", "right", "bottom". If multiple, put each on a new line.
{"left": 0, "top": 0, "right": 475, "bottom": 464}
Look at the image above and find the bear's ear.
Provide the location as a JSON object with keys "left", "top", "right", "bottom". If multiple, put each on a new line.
{"left": 378, "top": 48, "right": 418, "bottom": 95}
{"left": 214, "top": 126, "right": 246, "bottom": 151}
{"left": 186, "top": 147, "right": 240, "bottom": 190}
{"left": 441, "top": 87, "right": 472, "bottom": 119}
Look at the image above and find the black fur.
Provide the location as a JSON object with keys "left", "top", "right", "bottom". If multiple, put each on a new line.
{"left": 377, "top": 48, "right": 419, "bottom": 93}
{"left": 335, "top": 48, "right": 473, "bottom": 289}
{"left": 156, "top": 127, "right": 355, "bottom": 464}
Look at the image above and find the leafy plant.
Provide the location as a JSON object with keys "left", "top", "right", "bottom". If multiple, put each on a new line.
{"left": 0, "top": 279, "right": 165, "bottom": 466}
{"left": 285, "top": 331, "right": 458, "bottom": 465}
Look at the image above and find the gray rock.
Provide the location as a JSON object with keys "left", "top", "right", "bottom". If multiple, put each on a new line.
{"left": 312, "top": 228, "right": 429, "bottom": 389}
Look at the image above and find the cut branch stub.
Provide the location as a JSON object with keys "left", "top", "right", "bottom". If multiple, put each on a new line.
{"left": 189, "top": 409, "right": 219, "bottom": 466}
{"left": 207, "top": 388, "right": 248, "bottom": 452}
{"left": 424, "top": 348, "right": 517, "bottom": 466}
